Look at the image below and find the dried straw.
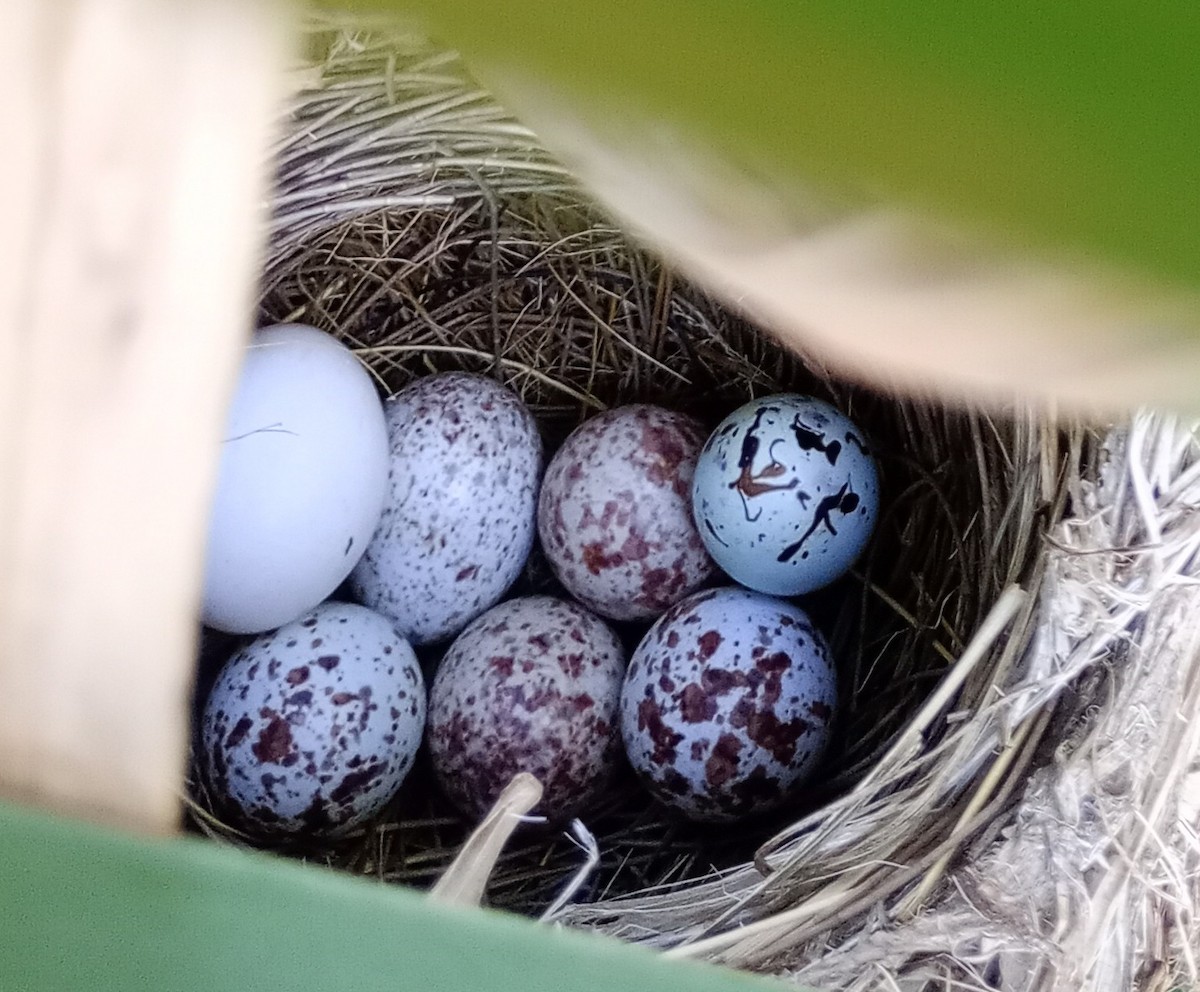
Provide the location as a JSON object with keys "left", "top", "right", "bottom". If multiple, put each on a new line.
{"left": 194, "top": 22, "right": 1200, "bottom": 992}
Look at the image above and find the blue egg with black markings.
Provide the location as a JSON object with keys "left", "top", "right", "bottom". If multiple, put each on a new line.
{"left": 691, "top": 394, "right": 879, "bottom": 595}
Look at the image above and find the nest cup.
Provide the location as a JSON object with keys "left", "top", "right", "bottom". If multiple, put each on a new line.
{"left": 193, "top": 28, "right": 1200, "bottom": 992}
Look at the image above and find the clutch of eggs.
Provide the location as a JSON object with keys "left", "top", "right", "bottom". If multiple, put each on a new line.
{"left": 196, "top": 369, "right": 875, "bottom": 833}
{"left": 692, "top": 394, "right": 880, "bottom": 596}
{"left": 201, "top": 323, "right": 390, "bottom": 634}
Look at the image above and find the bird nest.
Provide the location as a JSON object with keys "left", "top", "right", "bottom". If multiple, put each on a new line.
{"left": 189, "top": 26, "right": 1200, "bottom": 992}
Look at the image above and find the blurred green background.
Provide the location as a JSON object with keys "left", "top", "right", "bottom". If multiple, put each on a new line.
{"left": 352, "top": 1, "right": 1199, "bottom": 294}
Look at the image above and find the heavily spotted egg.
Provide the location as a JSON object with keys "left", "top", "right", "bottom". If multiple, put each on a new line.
{"left": 619, "top": 587, "right": 837, "bottom": 822}
{"left": 199, "top": 602, "right": 425, "bottom": 838}
{"left": 692, "top": 394, "right": 879, "bottom": 596}
{"left": 427, "top": 596, "right": 626, "bottom": 822}
{"left": 351, "top": 373, "right": 543, "bottom": 646}
{"left": 537, "top": 404, "right": 717, "bottom": 621}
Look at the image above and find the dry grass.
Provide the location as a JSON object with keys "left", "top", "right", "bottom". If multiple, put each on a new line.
{"left": 188, "top": 24, "right": 1200, "bottom": 992}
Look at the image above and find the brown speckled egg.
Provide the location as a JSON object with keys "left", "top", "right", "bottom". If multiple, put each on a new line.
{"left": 199, "top": 602, "right": 425, "bottom": 839}
{"left": 427, "top": 596, "right": 626, "bottom": 822}
{"left": 351, "top": 372, "right": 542, "bottom": 647}
{"left": 620, "top": 587, "right": 837, "bottom": 822}
{"left": 537, "top": 405, "right": 717, "bottom": 621}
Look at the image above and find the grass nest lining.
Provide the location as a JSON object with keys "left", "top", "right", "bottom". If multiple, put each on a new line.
{"left": 194, "top": 27, "right": 1200, "bottom": 992}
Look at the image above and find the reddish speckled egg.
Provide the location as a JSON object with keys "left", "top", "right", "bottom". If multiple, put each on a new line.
{"left": 427, "top": 595, "right": 626, "bottom": 822}
{"left": 199, "top": 602, "right": 425, "bottom": 838}
{"left": 619, "top": 587, "right": 837, "bottom": 822}
{"left": 537, "top": 405, "right": 717, "bottom": 621}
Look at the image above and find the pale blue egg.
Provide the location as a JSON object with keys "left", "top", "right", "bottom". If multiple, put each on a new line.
{"left": 692, "top": 395, "right": 879, "bottom": 595}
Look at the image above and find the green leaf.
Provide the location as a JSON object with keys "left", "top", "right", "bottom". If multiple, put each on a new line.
{"left": 0, "top": 799, "right": 788, "bottom": 992}
{"left": 347, "top": 1, "right": 1200, "bottom": 293}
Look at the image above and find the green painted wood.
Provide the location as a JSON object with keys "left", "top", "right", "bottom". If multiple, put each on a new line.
{"left": 352, "top": 1, "right": 1200, "bottom": 294}
{"left": 0, "top": 799, "right": 786, "bottom": 992}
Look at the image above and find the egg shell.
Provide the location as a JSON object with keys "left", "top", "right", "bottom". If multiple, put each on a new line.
{"left": 351, "top": 373, "right": 542, "bottom": 647}
{"left": 537, "top": 404, "right": 717, "bottom": 621}
{"left": 427, "top": 595, "right": 626, "bottom": 822}
{"left": 620, "top": 586, "right": 836, "bottom": 822}
{"left": 692, "top": 394, "right": 880, "bottom": 596}
{"left": 200, "top": 602, "right": 425, "bottom": 838}
{"left": 202, "top": 323, "right": 391, "bottom": 634}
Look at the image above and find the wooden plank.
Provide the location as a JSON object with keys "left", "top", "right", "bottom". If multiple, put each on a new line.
{"left": 0, "top": 0, "right": 288, "bottom": 834}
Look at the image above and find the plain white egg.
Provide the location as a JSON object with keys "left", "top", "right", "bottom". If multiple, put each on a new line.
{"left": 201, "top": 323, "right": 390, "bottom": 634}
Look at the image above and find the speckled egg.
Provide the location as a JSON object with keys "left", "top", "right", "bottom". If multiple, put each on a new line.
{"left": 351, "top": 373, "right": 543, "bottom": 646}
{"left": 427, "top": 596, "right": 626, "bottom": 822}
{"left": 537, "top": 405, "right": 717, "bottom": 621}
{"left": 692, "top": 394, "right": 880, "bottom": 596}
{"left": 620, "top": 587, "right": 837, "bottom": 822}
{"left": 199, "top": 602, "right": 425, "bottom": 838}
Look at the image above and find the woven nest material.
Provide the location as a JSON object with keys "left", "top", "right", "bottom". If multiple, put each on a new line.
{"left": 199, "top": 26, "right": 1200, "bottom": 992}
